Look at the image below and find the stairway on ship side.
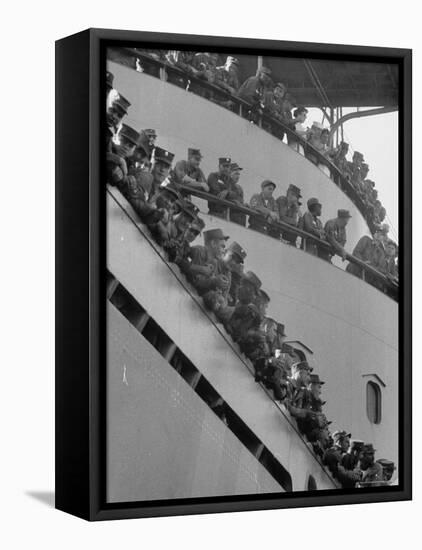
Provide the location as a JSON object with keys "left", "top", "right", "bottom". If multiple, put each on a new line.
{"left": 106, "top": 186, "right": 338, "bottom": 502}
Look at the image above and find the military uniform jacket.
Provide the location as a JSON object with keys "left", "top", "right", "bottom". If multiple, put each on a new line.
{"left": 237, "top": 76, "right": 264, "bottom": 104}
{"left": 207, "top": 172, "right": 231, "bottom": 217}
{"left": 324, "top": 219, "right": 347, "bottom": 256}
{"left": 346, "top": 236, "right": 385, "bottom": 278}
{"left": 301, "top": 211, "right": 324, "bottom": 254}
{"left": 302, "top": 211, "right": 323, "bottom": 237}
{"left": 189, "top": 246, "right": 231, "bottom": 296}
{"left": 215, "top": 66, "right": 239, "bottom": 93}
{"left": 361, "top": 462, "right": 384, "bottom": 483}
{"left": 277, "top": 196, "right": 300, "bottom": 226}
{"left": 249, "top": 193, "right": 279, "bottom": 231}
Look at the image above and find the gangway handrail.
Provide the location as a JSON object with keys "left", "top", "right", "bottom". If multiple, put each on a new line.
{"left": 179, "top": 185, "right": 399, "bottom": 301}
{"left": 109, "top": 47, "right": 373, "bottom": 225}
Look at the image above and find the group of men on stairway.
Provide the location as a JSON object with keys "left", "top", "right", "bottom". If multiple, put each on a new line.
{"left": 106, "top": 69, "right": 397, "bottom": 488}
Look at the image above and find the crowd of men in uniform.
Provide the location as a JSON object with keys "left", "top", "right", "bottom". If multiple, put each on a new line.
{"left": 108, "top": 47, "right": 394, "bottom": 239}
{"left": 106, "top": 69, "right": 397, "bottom": 487}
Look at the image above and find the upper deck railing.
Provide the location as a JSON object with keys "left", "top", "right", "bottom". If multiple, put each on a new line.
{"left": 179, "top": 185, "right": 399, "bottom": 302}
{"left": 109, "top": 47, "right": 372, "bottom": 225}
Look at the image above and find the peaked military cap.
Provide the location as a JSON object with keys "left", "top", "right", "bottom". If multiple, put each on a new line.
{"left": 203, "top": 228, "right": 230, "bottom": 243}
{"left": 307, "top": 197, "right": 322, "bottom": 208}
{"left": 293, "top": 360, "right": 313, "bottom": 372}
{"left": 242, "top": 271, "right": 262, "bottom": 289}
{"left": 112, "top": 93, "right": 131, "bottom": 114}
{"left": 219, "top": 156, "right": 231, "bottom": 165}
{"left": 376, "top": 458, "right": 395, "bottom": 469}
{"left": 261, "top": 179, "right": 276, "bottom": 190}
{"left": 361, "top": 443, "right": 376, "bottom": 453}
{"left": 275, "top": 81, "right": 286, "bottom": 89}
{"left": 337, "top": 209, "right": 352, "bottom": 219}
{"left": 332, "top": 430, "right": 352, "bottom": 442}
{"left": 287, "top": 184, "right": 302, "bottom": 198}
{"left": 119, "top": 124, "right": 141, "bottom": 146}
{"left": 227, "top": 241, "right": 247, "bottom": 263}
{"left": 309, "top": 374, "right": 325, "bottom": 385}
{"left": 106, "top": 71, "right": 114, "bottom": 89}
{"left": 143, "top": 128, "right": 157, "bottom": 137}
{"left": 258, "top": 289, "right": 271, "bottom": 302}
{"left": 230, "top": 163, "right": 243, "bottom": 171}
{"left": 188, "top": 147, "right": 203, "bottom": 159}
{"left": 154, "top": 147, "right": 175, "bottom": 166}
{"left": 353, "top": 151, "right": 365, "bottom": 160}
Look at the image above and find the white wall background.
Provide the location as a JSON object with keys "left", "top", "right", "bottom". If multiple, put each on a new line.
{"left": 0, "top": 1, "right": 418, "bottom": 549}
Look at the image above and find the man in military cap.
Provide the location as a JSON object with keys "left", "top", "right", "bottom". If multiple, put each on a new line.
{"left": 237, "top": 271, "right": 262, "bottom": 305}
{"left": 207, "top": 157, "right": 233, "bottom": 218}
{"left": 342, "top": 440, "right": 365, "bottom": 471}
{"left": 323, "top": 430, "right": 362, "bottom": 488}
{"left": 382, "top": 239, "right": 399, "bottom": 282}
{"left": 106, "top": 93, "right": 131, "bottom": 149}
{"left": 249, "top": 180, "right": 279, "bottom": 235}
{"left": 255, "top": 288, "right": 270, "bottom": 318}
{"left": 328, "top": 141, "right": 349, "bottom": 173}
{"left": 148, "top": 147, "right": 175, "bottom": 203}
{"left": 193, "top": 52, "right": 219, "bottom": 83}
{"left": 301, "top": 197, "right": 325, "bottom": 256}
{"left": 137, "top": 128, "right": 157, "bottom": 160}
{"left": 263, "top": 82, "right": 289, "bottom": 139}
{"left": 238, "top": 66, "right": 273, "bottom": 113}
{"left": 215, "top": 56, "right": 240, "bottom": 95}
{"left": 107, "top": 124, "right": 143, "bottom": 191}
{"left": 322, "top": 209, "right": 352, "bottom": 262}
{"left": 228, "top": 271, "right": 262, "bottom": 344}
{"left": 148, "top": 185, "right": 183, "bottom": 246}
{"left": 184, "top": 148, "right": 208, "bottom": 190}
{"left": 346, "top": 150, "right": 364, "bottom": 180}
{"left": 346, "top": 229, "right": 386, "bottom": 284}
{"left": 376, "top": 458, "right": 396, "bottom": 483}
{"left": 256, "top": 319, "right": 291, "bottom": 400}
{"left": 373, "top": 199, "right": 387, "bottom": 226}
{"left": 222, "top": 241, "right": 247, "bottom": 306}
{"left": 306, "top": 415, "right": 333, "bottom": 459}
{"left": 167, "top": 200, "right": 200, "bottom": 244}
{"left": 172, "top": 218, "right": 205, "bottom": 275}
{"left": 165, "top": 51, "right": 198, "bottom": 87}
{"left": 276, "top": 184, "right": 303, "bottom": 246}
{"left": 189, "top": 228, "right": 231, "bottom": 296}
{"left": 286, "top": 361, "right": 316, "bottom": 423}
{"left": 358, "top": 444, "right": 383, "bottom": 483}
{"left": 303, "top": 373, "right": 326, "bottom": 413}
{"left": 226, "top": 163, "right": 246, "bottom": 226}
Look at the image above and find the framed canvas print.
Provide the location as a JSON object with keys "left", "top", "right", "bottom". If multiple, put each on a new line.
{"left": 55, "top": 28, "right": 412, "bottom": 521}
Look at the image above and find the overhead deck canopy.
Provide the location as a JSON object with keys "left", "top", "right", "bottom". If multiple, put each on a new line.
{"left": 238, "top": 56, "right": 399, "bottom": 108}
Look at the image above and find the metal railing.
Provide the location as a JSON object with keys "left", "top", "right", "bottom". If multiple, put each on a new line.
{"left": 179, "top": 185, "right": 399, "bottom": 301}
{"left": 109, "top": 47, "right": 373, "bottom": 224}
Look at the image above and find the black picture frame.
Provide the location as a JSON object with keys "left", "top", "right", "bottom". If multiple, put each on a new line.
{"left": 55, "top": 28, "right": 412, "bottom": 521}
